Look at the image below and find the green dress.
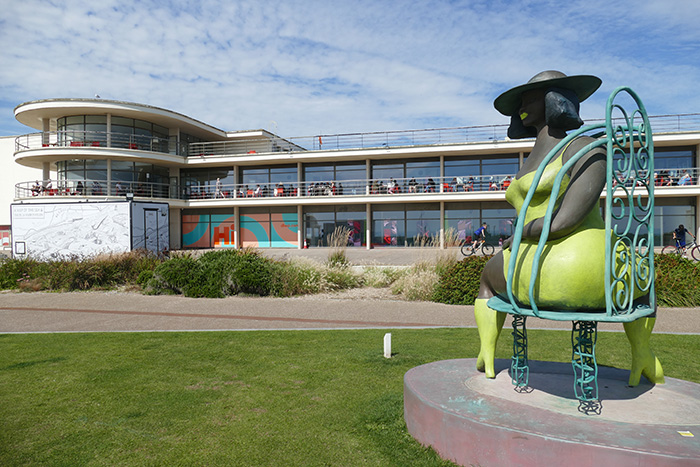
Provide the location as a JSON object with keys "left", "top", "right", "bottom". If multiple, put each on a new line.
{"left": 503, "top": 146, "right": 609, "bottom": 310}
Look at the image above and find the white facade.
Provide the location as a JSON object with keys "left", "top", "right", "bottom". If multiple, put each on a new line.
{"left": 4, "top": 98, "right": 700, "bottom": 255}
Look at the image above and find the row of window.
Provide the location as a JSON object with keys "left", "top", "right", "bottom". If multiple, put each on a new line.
{"left": 180, "top": 147, "right": 695, "bottom": 191}
{"left": 182, "top": 199, "right": 696, "bottom": 249}
{"left": 56, "top": 160, "right": 170, "bottom": 187}
{"left": 56, "top": 115, "right": 204, "bottom": 152}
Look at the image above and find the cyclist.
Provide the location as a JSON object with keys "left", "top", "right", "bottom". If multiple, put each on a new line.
{"left": 673, "top": 224, "right": 696, "bottom": 253}
{"left": 472, "top": 222, "right": 488, "bottom": 249}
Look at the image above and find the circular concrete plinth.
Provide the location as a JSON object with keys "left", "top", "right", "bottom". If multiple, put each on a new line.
{"left": 404, "top": 359, "right": 700, "bottom": 466}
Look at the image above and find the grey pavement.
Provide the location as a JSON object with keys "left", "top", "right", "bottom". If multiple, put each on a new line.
{"left": 1, "top": 289, "right": 698, "bottom": 334}
{"left": 0, "top": 247, "right": 697, "bottom": 334}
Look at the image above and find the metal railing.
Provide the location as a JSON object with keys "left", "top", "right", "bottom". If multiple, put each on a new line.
{"left": 16, "top": 114, "right": 700, "bottom": 159}
{"left": 186, "top": 113, "right": 700, "bottom": 156}
{"left": 14, "top": 130, "right": 188, "bottom": 156}
{"left": 15, "top": 179, "right": 174, "bottom": 199}
{"left": 15, "top": 168, "right": 699, "bottom": 202}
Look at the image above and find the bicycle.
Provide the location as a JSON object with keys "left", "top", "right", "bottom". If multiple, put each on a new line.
{"left": 461, "top": 238, "right": 495, "bottom": 256}
{"left": 661, "top": 238, "right": 700, "bottom": 260}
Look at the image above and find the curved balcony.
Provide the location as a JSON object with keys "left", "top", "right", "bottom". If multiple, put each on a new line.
{"left": 15, "top": 131, "right": 187, "bottom": 156}
{"left": 16, "top": 168, "right": 698, "bottom": 203}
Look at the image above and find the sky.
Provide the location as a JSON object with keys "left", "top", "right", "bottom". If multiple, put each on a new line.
{"left": 1, "top": 0, "right": 699, "bottom": 138}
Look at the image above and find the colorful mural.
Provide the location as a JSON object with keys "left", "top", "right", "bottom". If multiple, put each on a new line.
{"left": 241, "top": 213, "right": 298, "bottom": 248}
{"left": 183, "top": 212, "right": 298, "bottom": 249}
{"left": 182, "top": 214, "right": 211, "bottom": 248}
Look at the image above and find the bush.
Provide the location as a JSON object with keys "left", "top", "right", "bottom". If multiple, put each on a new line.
{"left": 654, "top": 253, "right": 700, "bottom": 307}
{"left": 0, "top": 251, "right": 162, "bottom": 292}
{"left": 270, "top": 257, "right": 361, "bottom": 297}
{"left": 146, "top": 249, "right": 277, "bottom": 298}
{"left": 361, "top": 266, "right": 405, "bottom": 288}
{"left": 390, "top": 262, "right": 439, "bottom": 301}
{"left": 431, "top": 256, "right": 488, "bottom": 305}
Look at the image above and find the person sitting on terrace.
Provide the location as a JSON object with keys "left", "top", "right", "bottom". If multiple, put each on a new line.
{"left": 31, "top": 180, "right": 41, "bottom": 196}
{"left": 450, "top": 177, "right": 458, "bottom": 192}
{"left": 408, "top": 177, "right": 418, "bottom": 193}
{"left": 501, "top": 176, "right": 512, "bottom": 190}
{"left": 254, "top": 185, "right": 262, "bottom": 197}
{"left": 388, "top": 178, "right": 398, "bottom": 194}
{"left": 678, "top": 171, "right": 692, "bottom": 186}
{"left": 426, "top": 178, "right": 436, "bottom": 192}
{"left": 76, "top": 181, "right": 85, "bottom": 195}
{"left": 467, "top": 176, "right": 475, "bottom": 191}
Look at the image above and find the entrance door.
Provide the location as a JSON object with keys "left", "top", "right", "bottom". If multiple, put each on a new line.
{"left": 144, "top": 209, "right": 159, "bottom": 252}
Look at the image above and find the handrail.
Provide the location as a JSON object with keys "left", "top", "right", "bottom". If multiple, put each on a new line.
{"left": 15, "top": 166, "right": 699, "bottom": 202}
{"left": 14, "top": 130, "right": 187, "bottom": 156}
{"left": 15, "top": 113, "right": 700, "bottom": 158}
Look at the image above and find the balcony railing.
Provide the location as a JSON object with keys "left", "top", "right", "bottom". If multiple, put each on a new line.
{"left": 189, "top": 113, "right": 700, "bottom": 156}
{"left": 16, "top": 114, "right": 700, "bottom": 159}
{"left": 14, "top": 130, "right": 188, "bottom": 156}
{"left": 18, "top": 168, "right": 697, "bottom": 202}
{"left": 15, "top": 179, "right": 174, "bottom": 199}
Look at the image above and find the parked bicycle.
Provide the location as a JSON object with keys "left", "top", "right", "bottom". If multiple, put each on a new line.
{"left": 461, "top": 238, "right": 495, "bottom": 256}
{"left": 661, "top": 238, "right": 700, "bottom": 260}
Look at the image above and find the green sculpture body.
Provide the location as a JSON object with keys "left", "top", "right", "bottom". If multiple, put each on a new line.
{"left": 475, "top": 71, "right": 664, "bottom": 390}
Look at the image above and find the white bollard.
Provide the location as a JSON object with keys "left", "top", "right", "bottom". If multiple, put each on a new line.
{"left": 384, "top": 333, "right": 392, "bottom": 358}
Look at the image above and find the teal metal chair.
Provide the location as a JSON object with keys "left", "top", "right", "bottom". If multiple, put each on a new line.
{"left": 487, "top": 87, "right": 656, "bottom": 401}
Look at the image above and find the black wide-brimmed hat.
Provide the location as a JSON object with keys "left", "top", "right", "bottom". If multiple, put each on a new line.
{"left": 493, "top": 70, "right": 602, "bottom": 116}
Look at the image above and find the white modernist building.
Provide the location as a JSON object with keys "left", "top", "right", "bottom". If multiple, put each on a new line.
{"left": 5, "top": 98, "right": 700, "bottom": 257}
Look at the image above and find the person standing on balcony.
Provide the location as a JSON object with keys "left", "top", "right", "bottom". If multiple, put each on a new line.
{"left": 215, "top": 178, "right": 223, "bottom": 198}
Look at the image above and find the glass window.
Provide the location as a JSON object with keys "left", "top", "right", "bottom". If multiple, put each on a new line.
{"left": 406, "top": 160, "right": 440, "bottom": 179}
{"left": 445, "top": 201, "right": 516, "bottom": 244}
{"left": 304, "top": 205, "right": 366, "bottom": 247}
{"left": 372, "top": 162, "right": 403, "bottom": 181}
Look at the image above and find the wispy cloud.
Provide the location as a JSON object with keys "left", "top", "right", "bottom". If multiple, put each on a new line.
{"left": 1, "top": 0, "right": 698, "bottom": 137}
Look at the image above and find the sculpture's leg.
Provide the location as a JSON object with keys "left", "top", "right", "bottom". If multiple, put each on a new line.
{"left": 572, "top": 321, "right": 598, "bottom": 401}
{"left": 474, "top": 298, "right": 506, "bottom": 378}
{"left": 511, "top": 315, "right": 529, "bottom": 388}
{"left": 624, "top": 317, "right": 665, "bottom": 386}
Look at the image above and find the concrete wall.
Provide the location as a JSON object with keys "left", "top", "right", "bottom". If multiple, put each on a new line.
{"left": 0, "top": 135, "right": 43, "bottom": 226}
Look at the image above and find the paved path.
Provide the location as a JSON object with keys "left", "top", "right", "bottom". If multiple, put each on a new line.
{"left": 1, "top": 290, "right": 698, "bottom": 334}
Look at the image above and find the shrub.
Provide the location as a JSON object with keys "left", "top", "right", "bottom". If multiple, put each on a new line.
{"left": 148, "top": 255, "right": 202, "bottom": 295}
{"left": 431, "top": 256, "right": 488, "bottom": 305}
{"left": 147, "top": 249, "right": 277, "bottom": 298}
{"left": 654, "top": 253, "right": 700, "bottom": 307}
{"left": 327, "top": 226, "right": 352, "bottom": 267}
{"left": 0, "top": 257, "right": 42, "bottom": 290}
{"left": 361, "top": 266, "right": 405, "bottom": 288}
{"left": 390, "top": 262, "right": 439, "bottom": 301}
{"left": 270, "top": 257, "right": 361, "bottom": 297}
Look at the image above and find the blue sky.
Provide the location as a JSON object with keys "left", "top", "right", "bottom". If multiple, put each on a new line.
{"left": 1, "top": 0, "right": 699, "bottom": 138}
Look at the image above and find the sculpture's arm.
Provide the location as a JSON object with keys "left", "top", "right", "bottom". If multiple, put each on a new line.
{"left": 522, "top": 138, "right": 606, "bottom": 241}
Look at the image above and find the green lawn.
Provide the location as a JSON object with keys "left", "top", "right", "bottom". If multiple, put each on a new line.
{"left": 1, "top": 329, "right": 696, "bottom": 466}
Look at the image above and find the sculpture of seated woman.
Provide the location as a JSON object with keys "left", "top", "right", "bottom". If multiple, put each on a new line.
{"left": 474, "top": 71, "right": 664, "bottom": 387}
